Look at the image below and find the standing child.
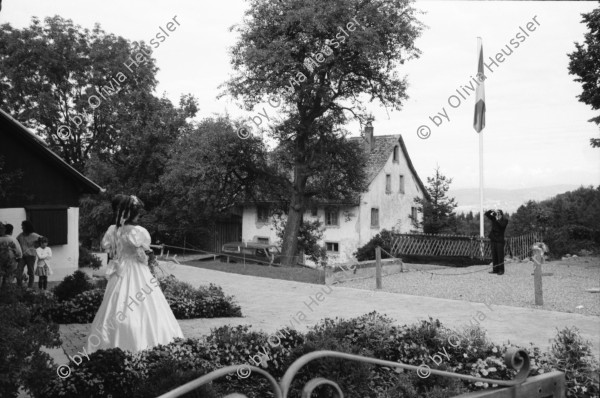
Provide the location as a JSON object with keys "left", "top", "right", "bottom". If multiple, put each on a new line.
{"left": 35, "top": 236, "right": 52, "bottom": 290}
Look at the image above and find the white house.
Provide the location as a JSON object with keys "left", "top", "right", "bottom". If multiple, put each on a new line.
{"left": 0, "top": 108, "right": 104, "bottom": 279}
{"left": 241, "top": 123, "right": 430, "bottom": 264}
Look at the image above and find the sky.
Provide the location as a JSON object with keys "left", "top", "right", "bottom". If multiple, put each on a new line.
{"left": 2, "top": 0, "right": 599, "bottom": 190}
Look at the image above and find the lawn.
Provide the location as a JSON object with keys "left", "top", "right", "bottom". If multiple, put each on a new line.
{"left": 183, "top": 259, "right": 326, "bottom": 284}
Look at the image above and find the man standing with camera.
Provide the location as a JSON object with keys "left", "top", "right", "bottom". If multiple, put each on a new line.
{"left": 484, "top": 209, "right": 508, "bottom": 275}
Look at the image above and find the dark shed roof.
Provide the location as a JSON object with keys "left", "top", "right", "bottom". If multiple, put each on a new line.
{"left": 0, "top": 108, "right": 103, "bottom": 196}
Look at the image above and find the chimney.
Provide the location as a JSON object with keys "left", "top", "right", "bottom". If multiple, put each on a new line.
{"left": 364, "top": 119, "right": 374, "bottom": 151}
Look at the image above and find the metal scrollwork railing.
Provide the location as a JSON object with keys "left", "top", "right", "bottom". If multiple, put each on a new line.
{"left": 157, "top": 347, "right": 531, "bottom": 398}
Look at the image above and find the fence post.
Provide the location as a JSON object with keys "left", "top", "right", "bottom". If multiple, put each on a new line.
{"left": 533, "top": 246, "right": 544, "bottom": 305}
{"left": 376, "top": 246, "right": 382, "bottom": 289}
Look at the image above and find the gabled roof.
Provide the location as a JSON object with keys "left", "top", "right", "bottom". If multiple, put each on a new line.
{"left": 239, "top": 131, "right": 430, "bottom": 208}
{"left": 0, "top": 108, "right": 104, "bottom": 194}
{"left": 350, "top": 134, "right": 430, "bottom": 202}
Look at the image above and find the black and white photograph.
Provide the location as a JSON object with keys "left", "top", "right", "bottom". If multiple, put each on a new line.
{"left": 0, "top": 0, "right": 599, "bottom": 397}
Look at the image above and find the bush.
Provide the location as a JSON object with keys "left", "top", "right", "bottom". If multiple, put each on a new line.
{"left": 48, "top": 273, "right": 242, "bottom": 323}
{"left": 52, "top": 270, "right": 94, "bottom": 302}
{"left": 286, "top": 334, "right": 375, "bottom": 398}
{"left": 1, "top": 284, "right": 58, "bottom": 322}
{"left": 386, "top": 372, "right": 467, "bottom": 398}
{"left": 544, "top": 225, "right": 599, "bottom": 258}
{"left": 44, "top": 341, "right": 219, "bottom": 398}
{"left": 36, "top": 313, "right": 600, "bottom": 398}
{"left": 547, "top": 327, "right": 599, "bottom": 397}
{"left": 207, "top": 324, "right": 304, "bottom": 375}
{"left": 132, "top": 359, "right": 218, "bottom": 398}
{"left": 160, "top": 275, "right": 242, "bottom": 319}
{"left": 0, "top": 286, "right": 60, "bottom": 398}
{"left": 132, "top": 338, "right": 214, "bottom": 379}
{"left": 44, "top": 348, "right": 142, "bottom": 398}
{"left": 273, "top": 215, "right": 328, "bottom": 266}
{"left": 78, "top": 246, "right": 103, "bottom": 270}
{"left": 353, "top": 230, "right": 395, "bottom": 261}
{"left": 264, "top": 313, "right": 470, "bottom": 398}
{"left": 48, "top": 288, "right": 105, "bottom": 323}
{"left": 198, "top": 325, "right": 305, "bottom": 398}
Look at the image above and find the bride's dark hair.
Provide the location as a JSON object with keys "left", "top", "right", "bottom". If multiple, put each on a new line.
{"left": 113, "top": 194, "right": 145, "bottom": 228}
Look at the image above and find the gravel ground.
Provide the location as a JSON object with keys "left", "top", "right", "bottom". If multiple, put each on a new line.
{"left": 339, "top": 256, "right": 600, "bottom": 317}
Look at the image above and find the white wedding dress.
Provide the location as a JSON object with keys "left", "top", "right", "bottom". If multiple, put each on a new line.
{"left": 86, "top": 224, "right": 183, "bottom": 354}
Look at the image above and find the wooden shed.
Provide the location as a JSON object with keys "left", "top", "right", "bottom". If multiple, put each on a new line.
{"left": 0, "top": 108, "right": 103, "bottom": 277}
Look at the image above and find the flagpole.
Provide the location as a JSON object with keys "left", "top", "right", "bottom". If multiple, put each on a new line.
{"left": 479, "top": 127, "right": 484, "bottom": 238}
{"left": 474, "top": 37, "right": 486, "bottom": 253}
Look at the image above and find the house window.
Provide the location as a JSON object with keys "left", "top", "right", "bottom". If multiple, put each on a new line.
{"left": 411, "top": 206, "right": 418, "bottom": 221}
{"left": 393, "top": 146, "right": 399, "bottom": 162}
{"left": 256, "top": 237, "right": 269, "bottom": 244}
{"left": 325, "top": 209, "right": 339, "bottom": 226}
{"left": 257, "top": 205, "right": 269, "bottom": 223}
{"left": 371, "top": 208, "right": 379, "bottom": 228}
{"left": 399, "top": 175, "right": 405, "bottom": 194}
{"left": 325, "top": 242, "right": 339, "bottom": 252}
{"left": 385, "top": 174, "right": 391, "bottom": 194}
{"left": 310, "top": 207, "right": 318, "bottom": 217}
{"left": 26, "top": 207, "right": 68, "bottom": 245}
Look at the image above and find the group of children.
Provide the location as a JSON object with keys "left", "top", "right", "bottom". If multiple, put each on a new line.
{"left": 0, "top": 221, "right": 53, "bottom": 290}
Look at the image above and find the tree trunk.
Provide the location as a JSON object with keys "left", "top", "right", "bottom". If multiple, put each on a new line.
{"left": 281, "top": 192, "right": 303, "bottom": 266}
{"left": 281, "top": 153, "right": 308, "bottom": 266}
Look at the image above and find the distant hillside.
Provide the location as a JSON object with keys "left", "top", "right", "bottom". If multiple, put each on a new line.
{"left": 450, "top": 184, "right": 587, "bottom": 214}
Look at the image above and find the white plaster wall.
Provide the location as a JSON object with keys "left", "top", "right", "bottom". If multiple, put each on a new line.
{"left": 241, "top": 205, "right": 359, "bottom": 265}
{"left": 358, "top": 149, "right": 424, "bottom": 246}
{"left": 305, "top": 207, "right": 359, "bottom": 264}
{"left": 0, "top": 208, "right": 26, "bottom": 233}
{"left": 56, "top": 207, "right": 79, "bottom": 274}
{"left": 0, "top": 207, "right": 79, "bottom": 281}
{"left": 241, "top": 206, "right": 278, "bottom": 243}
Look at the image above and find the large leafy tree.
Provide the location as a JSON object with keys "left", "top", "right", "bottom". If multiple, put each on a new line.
{"left": 506, "top": 186, "right": 600, "bottom": 256}
{"left": 157, "top": 116, "right": 273, "bottom": 241}
{"left": 79, "top": 93, "right": 198, "bottom": 246}
{"left": 223, "top": 0, "right": 423, "bottom": 264}
{"left": 0, "top": 16, "right": 199, "bottom": 245}
{"left": 411, "top": 167, "right": 457, "bottom": 234}
{"left": 0, "top": 16, "right": 160, "bottom": 171}
{"left": 568, "top": 4, "right": 600, "bottom": 148}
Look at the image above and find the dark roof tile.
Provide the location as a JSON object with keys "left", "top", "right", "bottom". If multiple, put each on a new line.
{"left": 350, "top": 134, "right": 430, "bottom": 201}
{"left": 0, "top": 108, "right": 103, "bottom": 194}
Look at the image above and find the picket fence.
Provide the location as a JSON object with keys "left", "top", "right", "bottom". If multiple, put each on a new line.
{"left": 390, "top": 232, "right": 543, "bottom": 260}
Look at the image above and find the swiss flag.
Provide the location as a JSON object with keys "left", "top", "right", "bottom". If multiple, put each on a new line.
{"left": 474, "top": 38, "right": 486, "bottom": 133}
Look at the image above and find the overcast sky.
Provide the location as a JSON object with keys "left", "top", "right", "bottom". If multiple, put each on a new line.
{"left": 2, "top": 0, "right": 599, "bottom": 189}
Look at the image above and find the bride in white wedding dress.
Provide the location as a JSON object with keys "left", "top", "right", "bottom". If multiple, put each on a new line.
{"left": 86, "top": 195, "right": 183, "bottom": 354}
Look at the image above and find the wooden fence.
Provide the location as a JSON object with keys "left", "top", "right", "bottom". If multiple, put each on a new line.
{"left": 390, "top": 232, "right": 543, "bottom": 260}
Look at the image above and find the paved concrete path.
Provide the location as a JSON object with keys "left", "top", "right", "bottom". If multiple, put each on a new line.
{"left": 51, "top": 262, "right": 600, "bottom": 366}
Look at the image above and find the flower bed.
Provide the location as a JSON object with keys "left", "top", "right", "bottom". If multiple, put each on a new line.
{"left": 46, "top": 272, "right": 242, "bottom": 323}
{"left": 35, "top": 312, "right": 600, "bottom": 398}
